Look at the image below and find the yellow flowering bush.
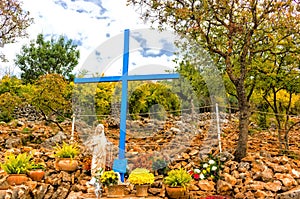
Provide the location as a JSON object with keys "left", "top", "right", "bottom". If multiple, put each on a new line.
{"left": 128, "top": 168, "right": 155, "bottom": 185}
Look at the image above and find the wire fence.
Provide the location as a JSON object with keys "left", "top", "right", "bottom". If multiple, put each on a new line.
{"left": 2, "top": 104, "right": 300, "bottom": 158}
{"left": 74, "top": 104, "right": 300, "bottom": 158}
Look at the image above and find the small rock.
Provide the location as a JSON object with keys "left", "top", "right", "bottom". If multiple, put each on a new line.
{"left": 265, "top": 180, "right": 282, "bottom": 192}
{"left": 198, "top": 180, "right": 215, "bottom": 191}
{"left": 274, "top": 173, "right": 297, "bottom": 187}
{"left": 217, "top": 180, "right": 232, "bottom": 193}
{"left": 262, "top": 168, "right": 274, "bottom": 182}
{"left": 247, "top": 181, "right": 265, "bottom": 191}
{"left": 254, "top": 190, "right": 268, "bottom": 198}
{"left": 291, "top": 169, "right": 300, "bottom": 179}
{"left": 276, "top": 186, "right": 300, "bottom": 199}
{"left": 238, "top": 162, "right": 250, "bottom": 173}
{"left": 223, "top": 173, "right": 237, "bottom": 186}
{"left": 17, "top": 120, "right": 25, "bottom": 127}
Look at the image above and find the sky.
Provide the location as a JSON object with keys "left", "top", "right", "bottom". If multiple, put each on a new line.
{"left": 1, "top": 0, "right": 178, "bottom": 77}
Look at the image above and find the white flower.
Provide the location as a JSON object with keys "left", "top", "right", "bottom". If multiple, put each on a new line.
{"left": 194, "top": 168, "right": 201, "bottom": 173}
{"left": 200, "top": 173, "right": 205, "bottom": 180}
{"left": 211, "top": 166, "right": 218, "bottom": 171}
{"left": 203, "top": 163, "right": 209, "bottom": 168}
{"left": 208, "top": 159, "right": 215, "bottom": 165}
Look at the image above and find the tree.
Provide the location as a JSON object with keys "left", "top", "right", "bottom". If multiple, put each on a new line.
{"left": 30, "top": 74, "right": 73, "bottom": 130}
{"left": 95, "top": 82, "right": 117, "bottom": 118}
{"left": 128, "top": 82, "right": 181, "bottom": 119}
{"left": 0, "top": 0, "right": 33, "bottom": 61}
{"left": 15, "top": 33, "right": 80, "bottom": 83}
{"left": 256, "top": 44, "right": 300, "bottom": 152}
{"left": 0, "top": 75, "right": 22, "bottom": 122}
{"left": 174, "top": 61, "right": 211, "bottom": 112}
{"left": 128, "top": 0, "right": 300, "bottom": 160}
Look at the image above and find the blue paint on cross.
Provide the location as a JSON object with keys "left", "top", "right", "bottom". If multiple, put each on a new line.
{"left": 74, "top": 29, "right": 179, "bottom": 180}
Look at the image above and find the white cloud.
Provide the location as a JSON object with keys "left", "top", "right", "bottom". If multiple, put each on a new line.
{"left": 1, "top": 0, "right": 177, "bottom": 78}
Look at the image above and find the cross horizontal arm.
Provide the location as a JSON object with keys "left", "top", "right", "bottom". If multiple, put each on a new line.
{"left": 126, "top": 73, "right": 179, "bottom": 81}
{"left": 74, "top": 73, "right": 179, "bottom": 84}
{"left": 74, "top": 76, "right": 122, "bottom": 83}
{"left": 74, "top": 73, "right": 180, "bottom": 84}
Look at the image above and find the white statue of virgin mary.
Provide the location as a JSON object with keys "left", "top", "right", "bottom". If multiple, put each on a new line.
{"left": 85, "top": 124, "right": 108, "bottom": 176}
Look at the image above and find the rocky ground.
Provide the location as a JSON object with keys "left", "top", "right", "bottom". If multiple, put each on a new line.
{"left": 0, "top": 113, "right": 300, "bottom": 198}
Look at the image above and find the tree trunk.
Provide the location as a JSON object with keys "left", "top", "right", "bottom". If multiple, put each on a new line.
{"left": 234, "top": 83, "right": 250, "bottom": 161}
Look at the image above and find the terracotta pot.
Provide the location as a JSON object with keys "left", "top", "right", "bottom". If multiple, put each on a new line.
{"left": 6, "top": 174, "right": 28, "bottom": 186}
{"left": 165, "top": 186, "right": 186, "bottom": 199}
{"left": 135, "top": 184, "right": 149, "bottom": 197}
{"left": 107, "top": 184, "right": 126, "bottom": 198}
{"left": 56, "top": 158, "right": 78, "bottom": 172}
{"left": 28, "top": 170, "right": 45, "bottom": 181}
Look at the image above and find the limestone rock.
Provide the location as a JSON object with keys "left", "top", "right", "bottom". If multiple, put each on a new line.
{"left": 237, "top": 162, "right": 250, "bottom": 173}
{"left": 254, "top": 190, "right": 268, "bottom": 198}
{"left": 274, "top": 173, "right": 297, "bottom": 187}
{"left": 266, "top": 162, "right": 289, "bottom": 173}
{"left": 32, "top": 183, "right": 50, "bottom": 199}
{"left": 264, "top": 180, "right": 282, "bottom": 192}
{"left": 247, "top": 181, "right": 265, "bottom": 191}
{"left": 223, "top": 173, "right": 237, "bottom": 186}
{"left": 261, "top": 167, "right": 274, "bottom": 182}
{"left": 291, "top": 169, "right": 300, "bottom": 179}
{"left": 276, "top": 186, "right": 300, "bottom": 199}
{"left": 5, "top": 137, "right": 22, "bottom": 148}
{"left": 217, "top": 180, "right": 232, "bottom": 193}
{"left": 198, "top": 180, "right": 215, "bottom": 191}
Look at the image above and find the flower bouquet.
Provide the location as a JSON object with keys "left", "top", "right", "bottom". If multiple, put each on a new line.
{"left": 189, "top": 155, "right": 222, "bottom": 181}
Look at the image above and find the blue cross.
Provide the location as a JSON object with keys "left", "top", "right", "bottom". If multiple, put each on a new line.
{"left": 74, "top": 29, "right": 179, "bottom": 179}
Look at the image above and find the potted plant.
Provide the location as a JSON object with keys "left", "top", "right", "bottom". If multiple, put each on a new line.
{"left": 27, "top": 162, "right": 46, "bottom": 181}
{"left": 0, "top": 153, "right": 31, "bottom": 185}
{"left": 128, "top": 168, "right": 155, "bottom": 197}
{"left": 99, "top": 170, "right": 125, "bottom": 198}
{"left": 164, "top": 168, "right": 192, "bottom": 199}
{"left": 53, "top": 142, "right": 80, "bottom": 172}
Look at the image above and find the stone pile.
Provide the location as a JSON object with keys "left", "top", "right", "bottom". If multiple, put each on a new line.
{"left": 13, "top": 104, "right": 42, "bottom": 121}
{"left": 218, "top": 153, "right": 300, "bottom": 199}
{"left": 1, "top": 114, "right": 300, "bottom": 198}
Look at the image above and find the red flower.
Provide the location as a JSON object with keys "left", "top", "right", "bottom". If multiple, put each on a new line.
{"left": 193, "top": 173, "right": 200, "bottom": 180}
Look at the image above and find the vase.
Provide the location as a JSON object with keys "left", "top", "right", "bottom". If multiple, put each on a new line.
{"left": 165, "top": 186, "right": 186, "bottom": 199}
{"left": 136, "top": 184, "right": 149, "bottom": 197}
{"left": 56, "top": 158, "right": 78, "bottom": 172}
{"left": 28, "top": 170, "right": 45, "bottom": 181}
{"left": 6, "top": 174, "right": 28, "bottom": 186}
{"left": 107, "top": 184, "right": 126, "bottom": 198}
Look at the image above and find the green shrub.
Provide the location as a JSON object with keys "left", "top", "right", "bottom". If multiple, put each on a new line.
{"left": 53, "top": 142, "right": 80, "bottom": 158}
{"left": 164, "top": 168, "right": 192, "bottom": 188}
{"left": 1, "top": 153, "right": 32, "bottom": 174}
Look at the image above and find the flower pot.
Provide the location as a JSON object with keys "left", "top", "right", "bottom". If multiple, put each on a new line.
{"left": 107, "top": 184, "right": 126, "bottom": 198}
{"left": 6, "top": 174, "right": 28, "bottom": 186}
{"left": 28, "top": 170, "right": 45, "bottom": 181}
{"left": 165, "top": 186, "right": 186, "bottom": 199}
{"left": 56, "top": 158, "right": 78, "bottom": 172}
{"left": 136, "top": 184, "right": 149, "bottom": 197}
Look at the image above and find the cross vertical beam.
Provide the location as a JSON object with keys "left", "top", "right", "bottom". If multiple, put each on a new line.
{"left": 119, "top": 29, "right": 130, "bottom": 159}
